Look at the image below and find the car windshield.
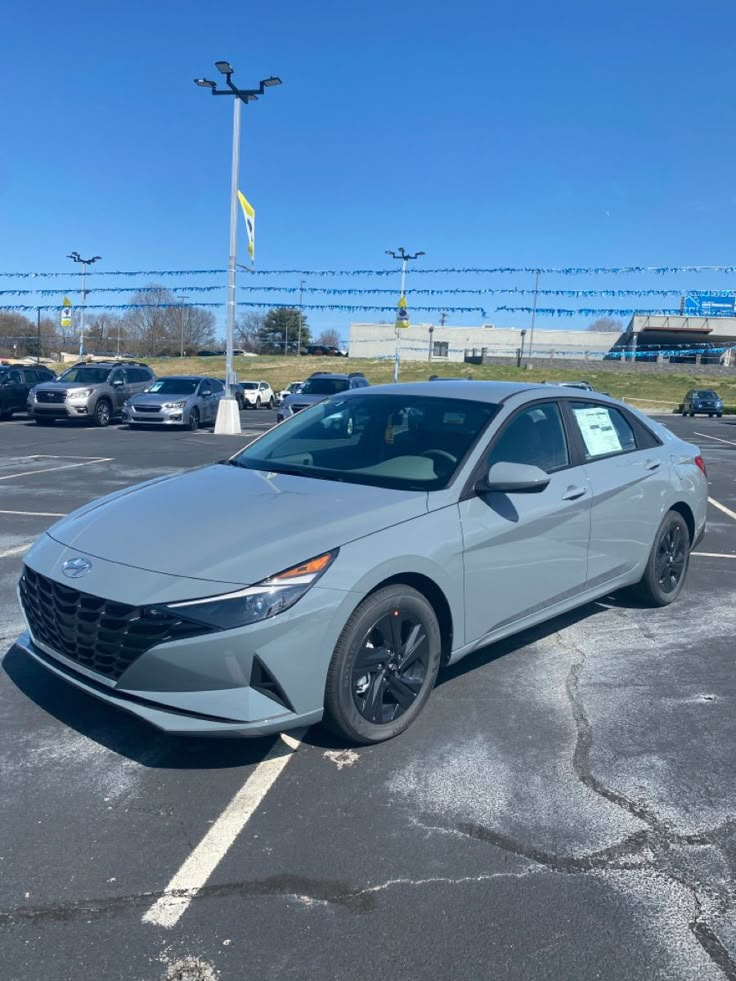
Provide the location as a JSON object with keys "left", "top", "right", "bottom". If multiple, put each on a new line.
{"left": 58, "top": 366, "right": 111, "bottom": 384}
{"left": 241, "top": 382, "right": 259, "bottom": 390}
{"left": 694, "top": 390, "right": 718, "bottom": 398}
{"left": 231, "top": 394, "right": 498, "bottom": 491}
{"left": 148, "top": 379, "right": 197, "bottom": 395}
{"left": 301, "top": 378, "right": 350, "bottom": 395}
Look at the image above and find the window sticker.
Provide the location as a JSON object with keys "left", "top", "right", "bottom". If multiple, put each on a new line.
{"left": 573, "top": 406, "right": 622, "bottom": 457}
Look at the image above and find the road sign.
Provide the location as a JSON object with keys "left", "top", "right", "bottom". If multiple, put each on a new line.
{"left": 683, "top": 293, "right": 736, "bottom": 317}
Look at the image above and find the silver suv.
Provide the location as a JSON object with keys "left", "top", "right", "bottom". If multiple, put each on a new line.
{"left": 29, "top": 361, "right": 156, "bottom": 427}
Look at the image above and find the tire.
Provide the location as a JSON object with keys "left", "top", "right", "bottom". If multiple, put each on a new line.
{"left": 94, "top": 399, "right": 112, "bottom": 427}
{"left": 0, "top": 409, "right": 12, "bottom": 420}
{"left": 255, "top": 397, "right": 261, "bottom": 409}
{"left": 268, "top": 396, "right": 274, "bottom": 409}
{"left": 323, "top": 585, "right": 442, "bottom": 744}
{"left": 717, "top": 413, "right": 723, "bottom": 419}
{"left": 709, "top": 414, "right": 714, "bottom": 418}
{"left": 689, "top": 411, "right": 695, "bottom": 417}
{"left": 631, "top": 510, "right": 690, "bottom": 607}
{"left": 34, "top": 417, "right": 55, "bottom": 426}
{"left": 189, "top": 408, "right": 199, "bottom": 432}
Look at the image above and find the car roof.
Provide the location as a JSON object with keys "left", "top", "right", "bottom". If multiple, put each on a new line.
{"left": 360, "top": 380, "right": 547, "bottom": 402}
{"left": 154, "top": 375, "right": 210, "bottom": 382}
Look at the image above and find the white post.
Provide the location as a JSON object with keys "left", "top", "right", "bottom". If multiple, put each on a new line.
{"left": 393, "top": 256, "right": 407, "bottom": 383}
{"left": 527, "top": 269, "right": 540, "bottom": 363}
{"left": 215, "top": 96, "right": 242, "bottom": 435}
{"left": 79, "top": 264, "right": 87, "bottom": 358}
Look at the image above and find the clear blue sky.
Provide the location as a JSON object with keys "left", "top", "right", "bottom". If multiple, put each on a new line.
{"left": 3, "top": 0, "right": 735, "bottom": 340}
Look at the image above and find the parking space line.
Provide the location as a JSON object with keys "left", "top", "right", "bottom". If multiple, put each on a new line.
{"left": 0, "top": 509, "right": 67, "bottom": 517}
{"left": 709, "top": 497, "right": 736, "bottom": 522}
{"left": 695, "top": 431, "right": 736, "bottom": 447}
{"left": 142, "top": 730, "right": 304, "bottom": 929}
{"left": 0, "top": 543, "right": 31, "bottom": 559}
{"left": 0, "top": 457, "right": 112, "bottom": 482}
{"left": 692, "top": 552, "right": 736, "bottom": 559}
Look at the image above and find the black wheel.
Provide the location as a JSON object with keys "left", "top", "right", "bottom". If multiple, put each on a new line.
{"left": 0, "top": 408, "right": 12, "bottom": 420}
{"left": 237, "top": 397, "right": 245, "bottom": 410}
{"left": 323, "top": 585, "right": 442, "bottom": 744}
{"left": 268, "top": 396, "right": 274, "bottom": 409}
{"left": 189, "top": 408, "right": 200, "bottom": 432}
{"left": 717, "top": 413, "right": 723, "bottom": 418}
{"left": 34, "top": 417, "right": 55, "bottom": 426}
{"left": 689, "top": 411, "right": 695, "bottom": 417}
{"left": 94, "top": 400, "right": 112, "bottom": 427}
{"left": 255, "top": 396, "right": 262, "bottom": 409}
{"left": 709, "top": 413, "right": 714, "bottom": 418}
{"left": 632, "top": 510, "right": 690, "bottom": 607}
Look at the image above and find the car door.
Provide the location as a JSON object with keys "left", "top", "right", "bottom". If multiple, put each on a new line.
{"left": 459, "top": 399, "right": 592, "bottom": 645}
{"left": 2, "top": 369, "right": 25, "bottom": 413}
{"left": 198, "top": 380, "right": 214, "bottom": 422}
{"left": 563, "top": 400, "right": 671, "bottom": 583}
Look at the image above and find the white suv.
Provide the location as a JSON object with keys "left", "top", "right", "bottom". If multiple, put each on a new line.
{"left": 239, "top": 380, "right": 275, "bottom": 409}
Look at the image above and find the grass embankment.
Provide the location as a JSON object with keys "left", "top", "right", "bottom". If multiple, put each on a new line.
{"left": 50, "top": 355, "right": 736, "bottom": 413}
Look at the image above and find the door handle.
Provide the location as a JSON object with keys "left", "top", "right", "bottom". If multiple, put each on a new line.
{"left": 644, "top": 459, "right": 662, "bottom": 471}
{"left": 561, "top": 485, "right": 587, "bottom": 501}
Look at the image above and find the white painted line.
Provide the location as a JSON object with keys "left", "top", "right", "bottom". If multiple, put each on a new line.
{"left": 692, "top": 552, "right": 736, "bottom": 559}
{"left": 0, "top": 509, "right": 67, "bottom": 518}
{"left": 0, "top": 457, "right": 112, "bottom": 482}
{"left": 695, "top": 431, "right": 736, "bottom": 447}
{"left": 709, "top": 497, "right": 736, "bottom": 522}
{"left": 0, "top": 543, "right": 31, "bottom": 559}
{"left": 142, "top": 731, "right": 303, "bottom": 929}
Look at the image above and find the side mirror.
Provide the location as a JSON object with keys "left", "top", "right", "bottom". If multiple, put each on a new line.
{"left": 476, "top": 461, "right": 550, "bottom": 495}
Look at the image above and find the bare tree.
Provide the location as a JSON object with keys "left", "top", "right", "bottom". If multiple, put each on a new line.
{"left": 179, "top": 306, "right": 217, "bottom": 355}
{"left": 587, "top": 317, "right": 624, "bottom": 333}
{"left": 314, "top": 329, "right": 341, "bottom": 348}
{"left": 122, "top": 286, "right": 176, "bottom": 357}
{"left": 236, "top": 311, "right": 267, "bottom": 353}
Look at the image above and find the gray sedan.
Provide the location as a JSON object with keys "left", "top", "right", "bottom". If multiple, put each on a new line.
{"left": 122, "top": 376, "right": 224, "bottom": 431}
{"left": 16, "top": 381, "right": 707, "bottom": 744}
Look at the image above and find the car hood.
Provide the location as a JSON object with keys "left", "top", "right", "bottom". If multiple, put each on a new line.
{"left": 46, "top": 465, "right": 428, "bottom": 586}
{"left": 33, "top": 381, "right": 77, "bottom": 392}
{"left": 131, "top": 392, "right": 193, "bottom": 405}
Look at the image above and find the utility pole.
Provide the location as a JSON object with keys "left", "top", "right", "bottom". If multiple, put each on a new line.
{"left": 527, "top": 269, "right": 540, "bottom": 364}
{"left": 297, "top": 279, "right": 305, "bottom": 358}
{"left": 36, "top": 307, "right": 41, "bottom": 364}
{"left": 67, "top": 252, "right": 101, "bottom": 358}
{"left": 195, "top": 63, "right": 282, "bottom": 434}
{"left": 175, "top": 294, "right": 190, "bottom": 357}
{"left": 386, "top": 247, "right": 425, "bottom": 382}
{"left": 439, "top": 310, "right": 447, "bottom": 326}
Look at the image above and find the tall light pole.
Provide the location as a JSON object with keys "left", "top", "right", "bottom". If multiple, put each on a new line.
{"left": 297, "top": 279, "right": 305, "bottom": 357}
{"left": 67, "top": 252, "right": 101, "bottom": 359}
{"left": 527, "top": 269, "right": 540, "bottom": 364}
{"left": 386, "top": 247, "right": 425, "bottom": 382}
{"left": 195, "top": 63, "right": 282, "bottom": 434}
{"left": 175, "top": 294, "right": 190, "bottom": 358}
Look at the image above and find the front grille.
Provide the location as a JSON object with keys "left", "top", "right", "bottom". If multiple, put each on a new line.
{"left": 36, "top": 391, "right": 66, "bottom": 404}
{"left": 133, "top": 405, "right": 161, "bottom": 413}
{"left": 19, "top": 566, "right": 217, "bottom": 681}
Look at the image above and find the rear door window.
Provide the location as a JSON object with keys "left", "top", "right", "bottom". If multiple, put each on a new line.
{"left": 569, "top": 402, "right": 637, "bottom": 460}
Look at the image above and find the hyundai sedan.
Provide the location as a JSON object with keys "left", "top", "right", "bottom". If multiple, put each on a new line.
{"left": 15, "top": 382, "right": 707, "bottom": 744}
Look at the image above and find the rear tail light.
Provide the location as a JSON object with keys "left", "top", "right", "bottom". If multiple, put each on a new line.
{"left": 695, "top": 455, "right": 707, "bottom": 477}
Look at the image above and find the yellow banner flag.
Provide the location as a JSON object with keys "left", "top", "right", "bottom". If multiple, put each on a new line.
{"left": 237, "top": 191, "right": 255, "bottom": 261}
{"left": 395, "top": 293, "right": 410, "bottom": 329}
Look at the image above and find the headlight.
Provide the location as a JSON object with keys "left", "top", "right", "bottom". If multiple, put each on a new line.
{"left": 159, "top": 550, "right": 338, "bottom": 629}
{"left": 67, "top": 388, "right": 94, "bottom": 399}
{"left": 163, "top": 400, "right": 188, "bottom": 409}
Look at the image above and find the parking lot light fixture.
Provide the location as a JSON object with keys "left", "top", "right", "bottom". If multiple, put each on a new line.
{"left": 194, "top": 61, "right": 283, "bottom": 435}
{"left": 67, "top": 252, "right": 102, "bottom": 358}
{"left": 386, "top": 248, "right": 425, "bottom": 383}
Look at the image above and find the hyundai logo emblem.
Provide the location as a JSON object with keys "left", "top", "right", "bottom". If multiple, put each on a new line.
{"left": 62, "top": 557, "right": 93, "bottom": 578}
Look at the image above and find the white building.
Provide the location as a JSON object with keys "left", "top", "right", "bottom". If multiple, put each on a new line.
{"left": 348, "top": 322, "right": 619, "bottom": 363}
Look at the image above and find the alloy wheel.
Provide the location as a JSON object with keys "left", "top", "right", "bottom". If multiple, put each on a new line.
{"left": 655, "top": 522, "right": 687, "bottom": 594}
{"left": 351, "top": 609, "right": 430, "bottom": 724}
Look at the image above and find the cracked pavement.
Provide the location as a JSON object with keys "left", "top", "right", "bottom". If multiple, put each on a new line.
{"left": 0, "top": 414, "right": 735, "bottom": 980}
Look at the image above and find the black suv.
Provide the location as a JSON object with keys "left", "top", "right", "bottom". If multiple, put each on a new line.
{"left": 30, "top": 360, "right": 156, "bottom": 427}
{"left": 0, "top": 364, "right": 56, "bottom": 420}
{"left": 277, "top": 372, "right": 369, "bottom": 421}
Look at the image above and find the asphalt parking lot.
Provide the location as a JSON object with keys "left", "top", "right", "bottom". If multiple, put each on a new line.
{"left": 1, "top": 410, "right": 735, "bottom": 981}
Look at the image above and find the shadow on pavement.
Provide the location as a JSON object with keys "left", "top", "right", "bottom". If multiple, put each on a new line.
{"left": 2, "top": 645, "right": 275, "bottom": 770}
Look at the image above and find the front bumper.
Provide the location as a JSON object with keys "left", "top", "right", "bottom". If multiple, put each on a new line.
{"left": 123, "top": 406, "right": 188, "bottom": 425}
{"left": 15, "top": 553, "right": 351, "bottom": 736}
{"left": 31, "top": 400, "right": 92, "bottom": 419}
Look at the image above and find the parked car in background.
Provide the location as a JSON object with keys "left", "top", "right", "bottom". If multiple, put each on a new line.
{"left": 277, "top": 381, "right": 303, "bottom": 404}
{"left": 681, "top": 389, "right": 723, "bottom": 418}
{"left": 302, "top": 345, "right": 346, "bottom": 357}
{"left": 277, "top": 372, "right": 369, "bottom": 421}
{"left": 16, "top": 382, "right": 707, "bottom": 744}
{"left": 29, "top": 361, "right": 155, "bottom": 427}
{"left": 240, "top": 380, "right": 275, "bottom": 409}
{"left": 0, "top": 364, "right": 56, "bottom": 419}
{"left": 218, "top": 380, "right": 246, "bottom": 410}
{"left": 122, "top": 376, "right": 224, "bottom": 431}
